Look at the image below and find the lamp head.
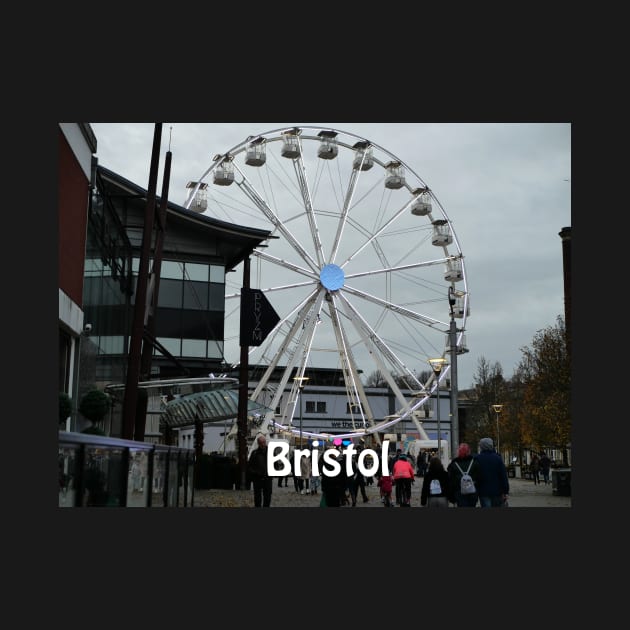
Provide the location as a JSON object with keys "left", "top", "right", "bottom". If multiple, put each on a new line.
{"left": 428, "top": 357, "right": 448, "bottom": 374}
{"left": 293, "top": 376, "right": 309, "bottom": 390}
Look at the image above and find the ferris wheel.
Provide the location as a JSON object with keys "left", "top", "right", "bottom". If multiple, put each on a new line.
{"left": 183, "top": 125, "right": 469, "bottom": 441}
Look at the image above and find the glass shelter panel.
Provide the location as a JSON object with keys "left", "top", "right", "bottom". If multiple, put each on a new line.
{"left": 59, "top": 445, "right": 79, "bottom": 507}
{"left": 82, "top": 446, "right": 126, "bottom": 507}
{"left": 151, "top": 450, "right": 167, "bottom": 507}
{"left": 126, "top": 449, "right": 150, "bottom": 507}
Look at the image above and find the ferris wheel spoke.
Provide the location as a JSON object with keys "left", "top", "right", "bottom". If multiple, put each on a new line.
{"left": 326, "top": 296, "right": 377, "bottom": 432}
{"left": 290, "top": 145, "right": 326, "bottom": 268}
{"left": 344, "top": 256, "right": 450, "bottom": 281}
{"left": 329, "top": 163, "right": 365, "bottom": 265}
{"left": 337, "top": 294, "right": 432, "bottom": 423}
{"left": 251, "top": 249, "right": 319, "bottom": 285}
{"left": 252, "top": 291, "right": 325, "bottom": 426}
{"left": 342, "top": 283, "right": 447, "bottom": 329}
{"left": 338, "top": 197, "right": 416, "bottom": 270}
{"left": 232, "top": 162, "right": 320, "bottom": 273}
{"left": 338, "top": 293, "right": 421, "bottom": 387}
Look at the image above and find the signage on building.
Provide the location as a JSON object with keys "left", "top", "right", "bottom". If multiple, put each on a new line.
{"left": 240, "top": 288, "right": 280, "bottom": 347}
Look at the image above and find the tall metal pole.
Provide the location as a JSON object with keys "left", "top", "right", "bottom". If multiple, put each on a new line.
{"left": 428, "top": 358, "right": 446, "bottom": 463}
{"left": 496, "top": 408, "right": 500, "bottom": 455}
{"left": 449, "top": 315, "right": 459, "bottom": 457}
{"left": 299, "top": 387, "right": 303, "bottom": 448}
{"left": 238, "top": 257, "right": 251, "bottom": 490}
{"left": 293, "top": 376, "right": 308, "bottom": 448}
{"left": 435, "top": 387, "right": 441, "bottom": 462}
{"left": 122, "top": 123, "right": 162, "bottom": 440}
{"left": 492, "top": 404, "right": 503, "bottom": 456}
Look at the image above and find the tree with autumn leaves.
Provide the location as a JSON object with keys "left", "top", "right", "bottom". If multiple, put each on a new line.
{"left": 465, "top": 316, "right": 570, "bottom": 465}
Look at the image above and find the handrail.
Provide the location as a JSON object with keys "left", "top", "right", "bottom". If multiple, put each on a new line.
{"left": 58, "top": 431, "right": 195, "bottom": 508}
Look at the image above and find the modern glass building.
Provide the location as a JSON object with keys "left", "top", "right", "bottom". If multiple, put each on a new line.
{"left": 70, "top": 161, "right": 271, "bottom": 437}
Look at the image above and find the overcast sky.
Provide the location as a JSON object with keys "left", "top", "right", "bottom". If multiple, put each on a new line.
{"left": 90, "top": 122, "right": 571, "bottom": 389}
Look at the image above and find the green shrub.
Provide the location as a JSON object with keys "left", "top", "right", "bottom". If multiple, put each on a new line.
{"left": 79, "top": 389, "right": 111, "bottom": 424}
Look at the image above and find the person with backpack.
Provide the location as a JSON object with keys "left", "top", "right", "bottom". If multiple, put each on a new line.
{"left": 420, "top": 456, "right": 450, "bottom": 507}
{"left": 474, "top": 437, "right": 510, "bottom": 508}
{"left": 447, "top": 443, "right": 481, "bottom": 507}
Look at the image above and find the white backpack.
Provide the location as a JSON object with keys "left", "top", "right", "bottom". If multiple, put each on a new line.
{"left": 455, "top": 460, "right": 476, "bottom": 495}
{"left": 429, "top": 478, "right": 442, "bottom": 495}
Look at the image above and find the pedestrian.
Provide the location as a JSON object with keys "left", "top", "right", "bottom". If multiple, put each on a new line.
{"left": 247, "top": 434, "right": 273, "bottom": 507}
{"left": 474, "top": 437, "right": 509, "bottom": 508}
{"left": 299, "top": 451, "right": 311, "bottom": 495}
{"left": 377, "top": 471, "right": 394, "bottom": 507}
{"left": 446, "top": 443, "right": 481, "bottom": 507}
{"left": 420, "top": 456, "right": 450, "bottom": 507}
{"left": 392, "top": 453, "right": 416, "bottom": 507}
{"left": 320, "top": 448, "right": 347, "bottom": 507}
{"left": 275, "top": 454, "right": 289, "bottom": 488}
{"left": 389, "top": 448, "right": 403, "bottom": 505}
{"left": 539, "top": 452, "right": 551, "bottom": 485}
{"left": 417, "top": 450, "right": 428, "bottom": 477}
{"left": 291, "top": 448, "right": 301, "bottom": 493}
{"left": 530, "top": 453, "right": 540, "bottom": 485}
{"left": 310, "top": 449, "right": 321, "bottom": 495}
{"left": 349, "top": 455, "right": 370, "bottom": 505}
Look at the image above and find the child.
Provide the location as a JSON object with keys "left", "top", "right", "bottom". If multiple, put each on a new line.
{"left": 377, "top": 472, "right": 394, "bottom": 507}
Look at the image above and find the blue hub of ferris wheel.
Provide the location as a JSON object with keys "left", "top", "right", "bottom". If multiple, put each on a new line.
{"left": 320, "top": 264, "right": 345, "bottom": 291}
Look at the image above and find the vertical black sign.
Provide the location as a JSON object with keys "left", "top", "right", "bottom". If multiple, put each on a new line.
{"left": 240, "top": 288, "right": 280, "bottom": 347}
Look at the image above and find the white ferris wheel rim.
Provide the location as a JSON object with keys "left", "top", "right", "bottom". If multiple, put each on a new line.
{"left": 183, "top": 125, "right": 469, "bottom": 441}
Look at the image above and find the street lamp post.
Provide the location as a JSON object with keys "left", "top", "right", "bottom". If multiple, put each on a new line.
{"left": 428, "top": 357, "right": 448, "bottom": 463}
{"left": 293, "top": 376, "right": 309, "bottom": 448}
{"left": 448, "top": 286, "right": 461, "bottom": 459}
{"left": 492, "top": 404, "right": 503, "bottom": 456}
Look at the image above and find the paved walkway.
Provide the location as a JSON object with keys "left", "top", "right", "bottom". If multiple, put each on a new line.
{"left": 192, "top": 475, "right": 571, "bottom": 508}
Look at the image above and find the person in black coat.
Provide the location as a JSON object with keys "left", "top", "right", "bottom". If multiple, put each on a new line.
{"left": 247, "top": 434, "right": 273, "bottom": 507}
{"left": 474, "top": 437, "right": 509, "bottom": 507}
{"left": 320, "top": 448, "right": 347, "bottom": 507}
{"left": 420, "top": 456, "right": 450, "bottom": 507}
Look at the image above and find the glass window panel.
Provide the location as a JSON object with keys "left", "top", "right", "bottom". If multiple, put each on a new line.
{"left": 317, "top": 402, "right": 327, "bottom": 413}
{"left": 182, "top": 338, "right": 207, "bottom": 357}
{"left": 156, "top": 337, "right": 181, "bottom": 356}
{"left": 127, "top": 450, "right": 150, "bottom": 507}
{"left": 85, "top": 258, "right": 102, "bottom": 275}
{"left": 59, "top": 445, "right": 79, "bottom": 508}
{"left": 183, "top": 281, "right": 209, "bottom": 310}
{"left": 155, "top": 309, "right": 182, "bottom": 337}
{"left": 177, "top": 455, "right": 187, "bottom": 507}
{"left": 167, "top": 452, "right": 179, "bottom": 507}
{"left": 181, "top": 311, "right": 213, "bottom": 338}
{"left": 208, "top": 340, "right": 224, "bottom": 359}
{"left": 305, "top": 401, "right": 315, "bottom": 413}
{"left": 161, "top": 260, "right": 183, "bottom": 279}
{"left": 157, "top": 279, "right": 183, "bottom": 308}
{"left": 82, "top": 446, "right": 126, "bottom": 507}
{"left": 209, "top": 284, "right": 225, "bottom": 311}
{"left": 210, "top": 265, "right": 225, "bottom": 283}
{"left": 151, "top": 451, "right": 167, "bottom": 507}
{"left": 132, "top": 257, "right": 153, "bottom": 275}
{"left": 186, "top": 457, "right": 195, "bottom": 507}
{"left": 185, "top": 262, "right": 209, "bottom": 282}
{"left": 99, "top": 335, "right": 125, "bottom": 355}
